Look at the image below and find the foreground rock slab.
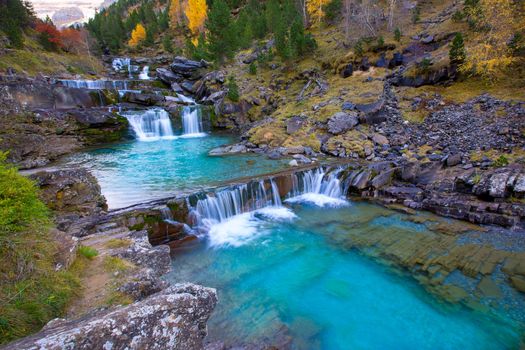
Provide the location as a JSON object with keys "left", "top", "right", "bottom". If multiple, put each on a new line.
{"left": 2, "top": 283, "right": 217, "bottom": 350}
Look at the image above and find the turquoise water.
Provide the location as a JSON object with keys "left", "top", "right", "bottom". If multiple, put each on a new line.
{"left": 63, "top": 134, "right": 289, "bottom": 209}
{"left": 166, "top": 202, "right": 523, "bottom": 349}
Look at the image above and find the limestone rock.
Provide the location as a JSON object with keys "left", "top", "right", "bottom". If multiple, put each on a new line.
{"left": 327, "top": 112, "right": 359, "bottom": 135}
{"left": 3, "top": 283, "right": 217, "bottom": 350}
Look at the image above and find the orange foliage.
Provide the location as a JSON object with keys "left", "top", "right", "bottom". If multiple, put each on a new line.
{"left": 35, "top": 22, "right": 62, "bottom": 49}
{"left": 169, "top": 0, "right": 187, "bottom": 28}
{"left": 185, "top": 0, "right": 207, "bottom": 37}
{"left": 60, "top": 28, "right": 83, "bottom": 53}
{"left": 128, "top": 23, "right": 147, "bottom": 47}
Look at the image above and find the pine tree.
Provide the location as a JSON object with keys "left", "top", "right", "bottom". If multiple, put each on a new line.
{"left": 227, "top": 75, "right": 240, "bottom": 102}
{"left": 163, "top": 34, "right": 174, "bottom": 52}
{"left": 394, "top": 27, "right": 402, "bottom": 42}
{"left": 206, "top": 0, "right": 236, "bottom": 62}
{"left": 449, "top": 32, "right": 466, "bottom": 65}
{"left": 0, "top": 0, "right": 33, "bottom": 48}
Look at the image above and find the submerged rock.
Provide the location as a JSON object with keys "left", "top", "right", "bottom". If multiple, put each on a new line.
{"left": 3, "top": 283, "right": 217, "bottom": 350}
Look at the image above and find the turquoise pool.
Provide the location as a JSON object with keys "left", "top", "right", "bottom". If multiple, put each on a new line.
{"left": 63, "top": 134, "right": 290, "bottom": 209}
{"left": 166, "top": 201, "right": 523, "bottom": 349}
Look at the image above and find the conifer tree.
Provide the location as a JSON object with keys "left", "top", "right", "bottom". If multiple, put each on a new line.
{"left": 206, "top": 0, "right": 236, "bottom": 62}
{"left": 449, "top": 32, "right": 466, "bottom": 65}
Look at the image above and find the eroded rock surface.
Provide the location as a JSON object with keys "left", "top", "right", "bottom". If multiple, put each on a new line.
{"left": 2, "top": 284, "right": 217, "bottom": 350}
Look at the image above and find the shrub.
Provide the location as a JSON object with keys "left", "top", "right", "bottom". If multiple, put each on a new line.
{"left": 394, "top": 28, "right": 402, "bottom": 42}
{"left": 411, "top": 6, "right": 421, "bottom": 24}
{"left": 323, "top": 0, "right": 342, "bottom": 23}
{"left": 376, "top": 36, "right": 385, "bottom": 49}
{"left": 354, "top": 39, "right": 364, "bottom": 57}
{"left": 417, "top": 58, "right": 432, "bottom": 74}
{"left": 78, "top": 245, "right": 99, "bottom": 260}
{"left": 162, "top": 34, "right": 174, "bottom": 53}
{"left": 493, "top": 155, "right": 509, "bottom": 167}
{"left": 249, "top": 62, "right": 257, "bottom": 75}
{"left": 449, "top": 33, "right": 466, "bottom": 65}
{"left": 227, "top": 75, "right": 240, "bottom": 102}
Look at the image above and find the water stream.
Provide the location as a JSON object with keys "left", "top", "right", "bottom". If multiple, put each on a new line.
{"left": 124, "top": 108, "right": 176, "bottom": 141}
{"left": 167, "top": 168, "right": 525, "bottom": 349}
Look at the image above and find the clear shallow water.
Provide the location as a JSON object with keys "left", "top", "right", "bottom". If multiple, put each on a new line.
{"left": 63, "top": 134, "right": 290, "bottom": 209}
{"left": 166, "top": 202, "right": 523, "bottom": 349}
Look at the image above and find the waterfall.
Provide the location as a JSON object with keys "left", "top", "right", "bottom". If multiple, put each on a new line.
{"left": 189, "top": 167, "right": 347, "bottom": 246}
{"left": 112, "top": 57, "right": 131, "bottom": 72}
{"left": 124, "top": 109, "right": 176, "bottom": 141}
{"left": 285, "top": 168, "right": 347, "bottom": 207}
{"left": 139, "top": 66, "right": 150, "bottom": 80}
{"left": 181, "top": 105, "right": 206, "bottom": 137}
{"left": 177, "top": 93, "right": 196, "bottom": 104}
{"left": 55, "top": 79, "right": 129, "bottom": 90}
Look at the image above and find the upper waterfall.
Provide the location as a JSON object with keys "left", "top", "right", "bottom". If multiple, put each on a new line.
{"left": 124, "top": 108, "right": 176, "bottom": 141}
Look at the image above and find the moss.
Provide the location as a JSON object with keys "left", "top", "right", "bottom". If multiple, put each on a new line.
{"left": 248, "top": 122, "right": 288, "bottom": 147}
{"left": 105, "top": 239, "right": 131, "bottom": 249}
{"left": 325, "top": 130, "right": 373, "bottom": 157}
{"left": 103, "top": 256, "right": 134, "bottom": 274}
{"left": 78, "top": 246, "right": 99, "bottom": 260}
{"left": 104, "top": 290, "right": 133, "bottom": 307}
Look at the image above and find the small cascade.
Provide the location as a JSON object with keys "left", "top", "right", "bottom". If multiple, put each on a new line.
{"left": 177, "top": 93, "right": 196, "bottom": 104}
{"left": 181, "top": 105, "right": 206, "bottom": 137}
{"left": 139, "top": 66, "right": 150, "bottom": 80}
{"left": 112, "top": 57, "right": 131, "bottom": 72}
{"left": 124, "top": 108, "right": 176, "bottom": 141}
{"left": 55, "top": 79, "right": 130, "bottom": 90}
{"left": 286, "top": 168, "right": 347, "bottom": 207}
{"left": 188, "top": 167, "right": 348, "bottom": 246}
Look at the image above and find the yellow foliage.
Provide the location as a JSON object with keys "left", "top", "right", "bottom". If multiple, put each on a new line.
{"left": 461, "top": 0, "right": 525, "bottom": 79}
{"left": 307, "top": 0, "right": 329, "bottom": 26}
{"left": 185, "top": 0, "right": 208, "bottom": 37}
{"left": 128, "top": 23, "right": 146, "bottom": 47}
{"left": 169, "top": 0, "right": 186, "bottom": 29}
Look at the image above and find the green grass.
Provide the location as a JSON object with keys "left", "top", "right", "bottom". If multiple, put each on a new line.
{"left": 77, "top": 246, "right": 99, "bottom": 260}
{"left": 105, "top": 239, "right": 131, "bottom": 249}
{"left": 103, "top": 256, "right": 133, "bottom": 273}
{"left": 0, "top": 152, "right": 80, "bottom": 344}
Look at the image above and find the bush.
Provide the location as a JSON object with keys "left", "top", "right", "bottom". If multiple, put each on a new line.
{"left": 354, "top": 39, "right": 364, "bottom": 57}
{"left": 249, "top": 62, "right": 257, "bottom": 75}
{"left": 162, "top": 35, "right": 174, "bottom": 53}
{"left": 449, "top": 33, "right": 466, "bottom": 65}
{"left": 323, "top": 0, "right": 342, "bottom": 23}
{"left": 493, "top": 155, "right": 509, "bottom": 168}
{"left": 411, "top": 6, "right": 421, "bottom": 24}
{"left": 227, "top": 75, "right": 240, "bottom": 102}
{"left": 78, "top": 246, "right": 99, "bottom": 260}
{"left": 417, "top": 58, "right": 432, "bottom": 74}
{"left": 394, "top": 28, "right": 402, "bottom": 42}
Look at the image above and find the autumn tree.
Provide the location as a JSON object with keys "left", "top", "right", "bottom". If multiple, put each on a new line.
{"left": 460, "top": 0, "right": 525, "bottom": 79}
{"left": 169, "top": 0, "right": 186, "bottom": 29}
{"left": 35, "top": 19, "right": 62, "bottom": 51}
{"left": 128, "top": 23, "right": 146, "bottom": 47}
{"left": 307, "top": 0, "right": 329, "bottom": 26}
{"left": 185, "top": 0, "right": 208, "bottom": 37}
{"left": 60, "top": 28, "right": 83, "bottom": 53}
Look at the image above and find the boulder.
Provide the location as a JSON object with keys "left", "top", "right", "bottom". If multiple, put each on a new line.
{"left": 286, "top": 116, "right": 306, "bottom": 134}
{"left": 3, "top": 283, "right": 217, "bottom": 350}
{"left": 375, "top": 54, "right": 389, "bottom": 68}
{"left": 170, "top": 56, "right": 207, "bottom": 79}
{"left": 156, "top": 68, "right": 183, "bottom": 85}
{"left": 30, "top": 168, "right": 107, "bottom": 219}
{"left": 327, "top": 112, "right": 359, "bottom": 135}
{"left": 123, "top": 92, "right": 165, "bottom": 106}
{"left": 340, "top": 63, "right": 353, "bottom": 78}
{"left": 446, "top": 154, "right": 462, "bottom": 167}
{"left": 372, "top": 133, "right": 389, "bottom": 145}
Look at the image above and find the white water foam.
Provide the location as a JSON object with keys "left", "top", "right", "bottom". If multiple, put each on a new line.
{"left": 181, "top": 105, "right": 207, "bottom": 138}
{"left": 207, "top": 207, "right": 296, "bottom": 247}
{"left": 139, "top": 66, "right": 150, "bottom": 80}
{"left": 124, "top": 108, "right": 177, "bottom": 141}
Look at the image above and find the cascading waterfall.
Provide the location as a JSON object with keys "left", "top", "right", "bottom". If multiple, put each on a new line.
{"left": 190, "top": 168, "right": 347, "bottom": 246}
{"left": 286, "top": 168, "right": 347, "bottom": 207}
{"left": 139, "top": 66, "right": 150, "bottom": 80}
{"left": 181, "top": 105, "right": 206, "bottom": 137}
{"left": 112, "top": 57, "right": 131, "bottom": 72}
{"left": 56, "top": 79, "right": 129, "bottom": 90}
{"left": 124, "top": 108, "right": 176, "bottom": 141}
